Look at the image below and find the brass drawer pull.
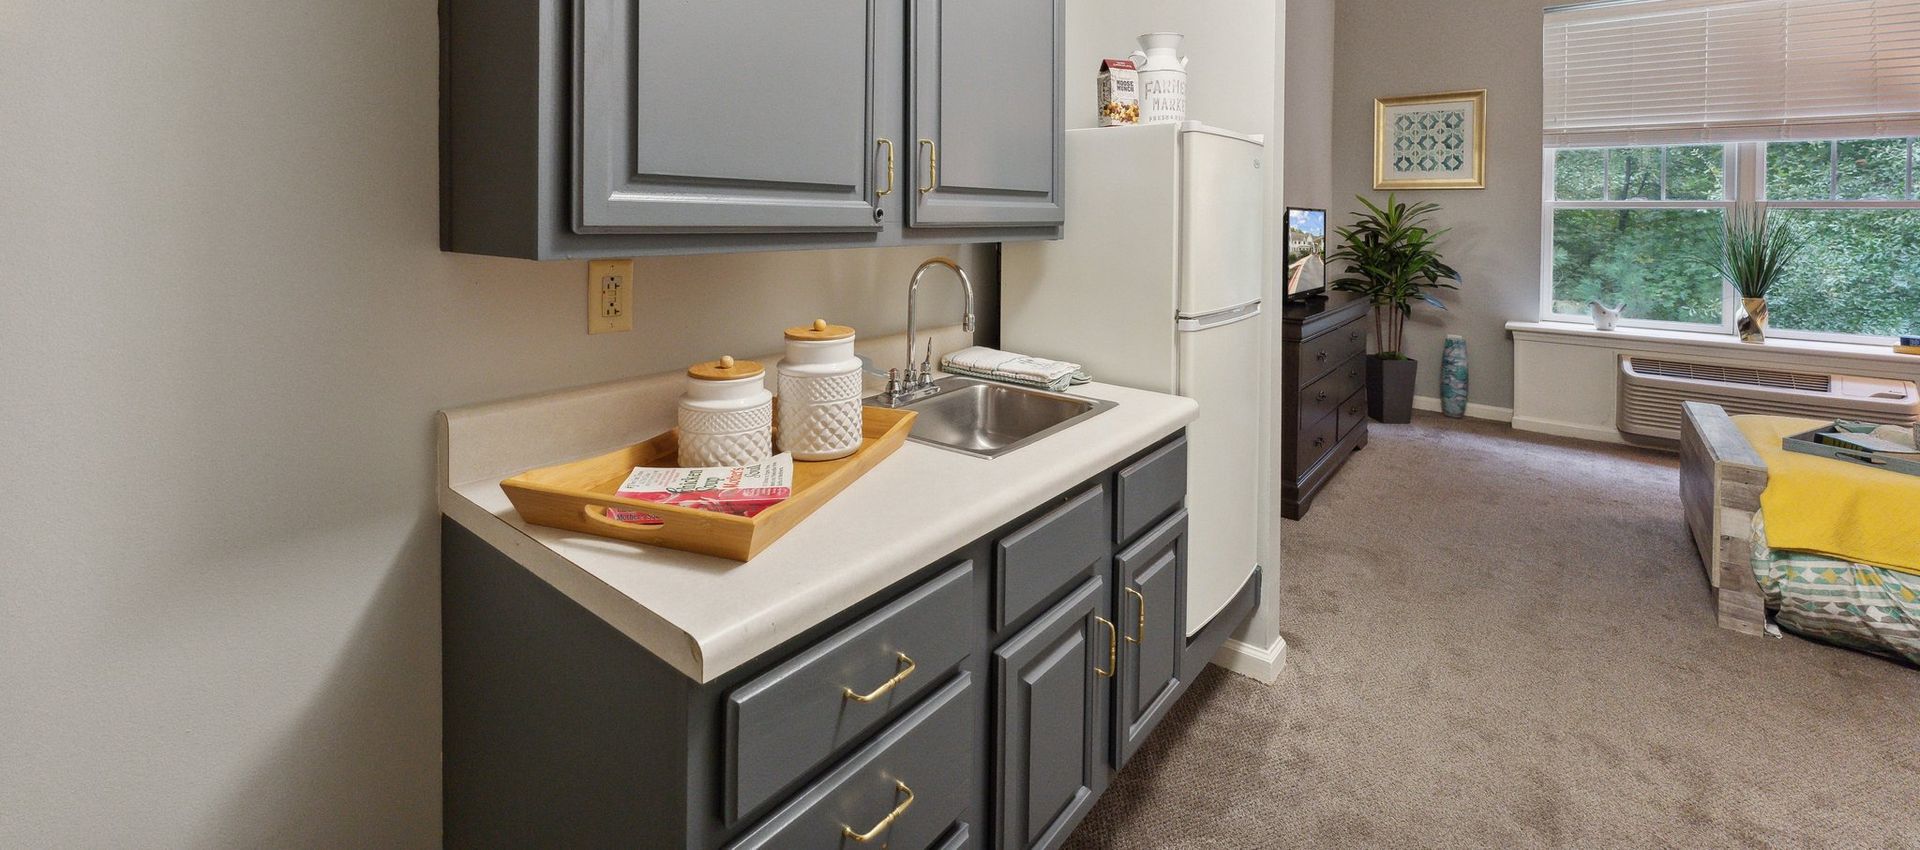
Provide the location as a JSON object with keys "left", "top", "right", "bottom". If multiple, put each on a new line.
{"left": 1094, "top": 616, "right": 1117, "bottom": 678}
{"left": 1124, "top": 588, "right": 1146, "bottom": 644}
{"left": 842, "top": 780, "right": 915, "bottom": 843}
{"left": 842, "top": 652, "right": 915, "bottom": 703}
{"left": 918, "top": 139, "right": 938, "bottom": 196}
{"left": 875, "top": 138, "right": 896, "bottom": 198}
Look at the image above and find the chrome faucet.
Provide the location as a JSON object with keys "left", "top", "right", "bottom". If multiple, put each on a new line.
{"left": 883, "top": 257, "right": 976, "bottom": 405}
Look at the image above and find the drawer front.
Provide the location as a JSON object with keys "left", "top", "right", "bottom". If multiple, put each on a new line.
{"left": 728, "top": 674, "right": 978, "bottom": 850}
{"left": 726, "top": 562, "right": 976, "bottom": 822}
{"left": 1115, "top": 436, "right": 1187, "bottom": 545}
{"left": 1300, "top": 320, "right": 1368, "bottom": 386}
{"left": 1294, "top": 411, "right": 1339, "bottom": 473}
{"left": 995, "top": 484, "right": 1109, "bottom": 631}
{"left": 1338, "top": 388, "right": 1368, "bottom": 439}
{"left": 1299, "top": 356, "right": 1364, "bottom": 426}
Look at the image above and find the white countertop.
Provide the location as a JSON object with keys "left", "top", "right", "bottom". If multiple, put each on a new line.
{"left": 437, "top": 340, "right": 1197, "bottom": 683}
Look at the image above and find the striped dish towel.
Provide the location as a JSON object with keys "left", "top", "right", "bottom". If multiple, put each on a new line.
{"left": 940, "top": 346, "right": 1088, "bottom": 391}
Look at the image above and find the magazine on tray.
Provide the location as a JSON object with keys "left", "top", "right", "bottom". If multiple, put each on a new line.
{"left": 605, "top": 454, "right": 794, "bottom": 525}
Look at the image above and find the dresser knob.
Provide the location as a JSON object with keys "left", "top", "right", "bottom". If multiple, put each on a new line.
{"left": 1314, "top": 436, "right": 1326, "bottom": 447}
{"left": 1316, "top": 391, "right": 1328, "bottom": 401}
{"left": 1350, "top": 332, "right": 1361, "bottom": 342}
{"left": 1315, "top": 351, "right": 1328, "bottom": 361}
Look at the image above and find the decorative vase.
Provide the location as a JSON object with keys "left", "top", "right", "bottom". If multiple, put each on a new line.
{"left": 1128, "top": 32, "right": 1188, "bottom": 125}
{"left": 1440, "top": 335, "right": 1468, "bottom": 419}
{"left": 1737, "top": 297, "right": 1769, "bottom": 344}
{"left": 1588, "top": 299, "right": 1623, "bottom": 331}
{"left": 1366, "top": 354, "right": 1418, "bottom": 424}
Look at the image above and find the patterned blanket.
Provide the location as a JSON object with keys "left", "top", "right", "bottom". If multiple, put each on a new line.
{"left": 1751, "top": 512, "right": 1920, "bottom": 666}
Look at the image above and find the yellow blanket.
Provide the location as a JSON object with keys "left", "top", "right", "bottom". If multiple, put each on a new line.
{"left": 1734, "top": 415, "right": 1920, "bottom": 575}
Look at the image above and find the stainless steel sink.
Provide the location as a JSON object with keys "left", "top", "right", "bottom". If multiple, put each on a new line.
{"left": 869, "top": 377, "right": 1116, "bottom": 459}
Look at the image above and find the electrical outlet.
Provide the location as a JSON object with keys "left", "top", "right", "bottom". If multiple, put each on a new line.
{"left": 588, "top": 259, "right": 634, "bottom": 334}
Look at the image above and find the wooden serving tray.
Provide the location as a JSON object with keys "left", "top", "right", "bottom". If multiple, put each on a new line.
{"left": 502, "top": 406, "right": 916, "bottom": 561}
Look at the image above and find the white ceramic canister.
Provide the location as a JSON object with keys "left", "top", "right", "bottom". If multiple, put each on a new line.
{"left": 777, "top": 319, "right": 864, "bottom": 461}
{"left": 1129, "top": 32, "right": 1188, "bottom": 125}
{"left": 678, "top": 356, "right": 774, "bottom": 468}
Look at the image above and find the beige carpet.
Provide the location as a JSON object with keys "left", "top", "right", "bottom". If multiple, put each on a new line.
{"left": 1066, "top": 414, "right": 1920, "bottom": 849}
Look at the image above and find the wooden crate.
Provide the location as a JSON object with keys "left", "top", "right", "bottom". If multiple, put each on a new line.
{"left": 502, "top": 407, "right": 915, "bottom": 561}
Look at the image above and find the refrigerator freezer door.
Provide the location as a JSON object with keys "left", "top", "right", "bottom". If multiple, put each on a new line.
{"left": 1177, "top": 128, "right": 1267, "bottom": 316}
{"left": 1176, "top": 308, "right": 1263, "bottom": 635}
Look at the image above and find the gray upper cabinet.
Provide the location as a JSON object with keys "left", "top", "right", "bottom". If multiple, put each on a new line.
{"left": 441, "top": 0, "right": 1065, "bottom": 259}
{"left": 909, "top": 0, "right": 1065, "bottom": 228}
{"left": 575, "top": 0, "right": 881, "bottom": 235}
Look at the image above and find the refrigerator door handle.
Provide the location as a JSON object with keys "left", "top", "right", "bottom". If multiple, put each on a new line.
{"left": 1175, "top": 300, "right": 1262, "bottom": 332}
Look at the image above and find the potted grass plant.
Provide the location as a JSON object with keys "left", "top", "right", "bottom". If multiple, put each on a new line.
{"left": 1328, "top": 194, "right": 1461, "bottom": 423}
{"left": 1709, "top": 207, "right": 1800, "bottom": 344}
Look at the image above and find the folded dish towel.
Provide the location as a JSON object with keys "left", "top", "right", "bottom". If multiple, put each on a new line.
{"left": 1734, "top": 415, "right": 1920, "bottom": 575}
{"left": 941, "top": 346, "right": 1088, "bottom": 391}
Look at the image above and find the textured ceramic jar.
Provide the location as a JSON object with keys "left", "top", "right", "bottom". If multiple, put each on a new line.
{"left": 678, "top": 356, "right": 773, "bottom": 468}
{"left": 777, "top": 319, "right": 864, "bottom": 461}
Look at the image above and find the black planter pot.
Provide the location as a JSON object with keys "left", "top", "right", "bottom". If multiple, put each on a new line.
{"left": 1366, "top": 354, "right": 1417, "bottom": 424}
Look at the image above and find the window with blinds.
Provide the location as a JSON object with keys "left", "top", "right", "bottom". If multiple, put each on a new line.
{"left": 1543, "top": 0, "right": 1920, "bottom": 147}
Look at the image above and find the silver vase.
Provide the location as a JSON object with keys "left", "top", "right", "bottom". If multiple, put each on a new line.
{"left": 1736, "top": 297, "right": 1769, "bottom": 344}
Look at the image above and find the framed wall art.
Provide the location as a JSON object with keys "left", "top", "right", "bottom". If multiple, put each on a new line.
{"left": 1373, "top": 89, "right": 1486, "bottom": 190}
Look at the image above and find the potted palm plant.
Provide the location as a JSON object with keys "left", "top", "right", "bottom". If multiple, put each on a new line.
{"left": 1709, "top": 207, "right": 1799, "bottom": 344}
{"left": 1328, "top": 194, "right": 1461, "bottom": 424}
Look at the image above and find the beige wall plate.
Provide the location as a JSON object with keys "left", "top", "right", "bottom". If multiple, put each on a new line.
{"left": 589, "top": 259, "right": 635, "bottom": 334}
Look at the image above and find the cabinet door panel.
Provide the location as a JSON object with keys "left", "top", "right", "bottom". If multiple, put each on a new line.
{"left": 995, "top": 576, "right": 1108, "bottom": 850}
{"left": 1115, "top": 512, "right": 1186, "bottom": 767}
{"left": 577, "top": 0, "right": 882, "bottom": 233}
{"left": 909, "top": 0, "right": 1064, "bottom": 227}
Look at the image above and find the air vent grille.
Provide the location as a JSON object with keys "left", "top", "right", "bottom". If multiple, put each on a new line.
{"left": 1628, "top": 358, "right": 1831, "bottom": 393}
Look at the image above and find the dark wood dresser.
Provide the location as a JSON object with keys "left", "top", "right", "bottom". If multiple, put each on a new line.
{"left": 1281, "top": 295, "right": 1371, "bottom": 519}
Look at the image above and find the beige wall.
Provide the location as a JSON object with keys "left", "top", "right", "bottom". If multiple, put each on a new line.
{"left": 0, "top": 3, "right": 987, "bottom": 846}
{"left": 1333, "top": 0, "right": 1552, "bottom": 409}
{"left": 1285, "top": 0, "right": 1337, "bottom": 211}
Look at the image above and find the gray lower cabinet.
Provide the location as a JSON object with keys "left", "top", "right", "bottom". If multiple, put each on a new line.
{"left": 909, "top": 0, "right": 1065, "bottom": 228}
{"left": 1114, "top": 512, "right": 1187, "bottom": 768}
{"left": 442, "top": 431, "right": 1253, "bottom": 849}
{"left": 993, "top": 577, "right": 1110, "bottom": 850}
{"left": 442, "top": 0, "right": 1065, "bottom": 259}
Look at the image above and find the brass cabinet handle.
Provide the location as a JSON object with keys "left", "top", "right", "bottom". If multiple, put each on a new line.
{"left": 1124, "top": 588, "right": 1146, "bottom": 644}
{"left": 842, "top": 652, "right": 915, "bottom": 703}
{"left": 918, "top": 139, "right": 938, "bottom": 196}
{"left": 1093, "top": 616, "right": 1117, "bottom": 678}
{"left": 875, "top": 138, "right": 896, "bottom": 198}
{"left": 842, "top": 780, "right": 914, "bottom": 843}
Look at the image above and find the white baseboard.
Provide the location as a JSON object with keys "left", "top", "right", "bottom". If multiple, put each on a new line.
{"left": 1510, "top": 414, "right": 1628, "bottom": 445}
{"left": 1412, "top": 395, "right": 1515, "bottom": 423}
{"left": 1212, "top": 635, "right": 1287, "bottom": 684}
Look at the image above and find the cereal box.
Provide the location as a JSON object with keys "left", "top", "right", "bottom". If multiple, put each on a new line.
{"left": 1097, "top": 59, "right": 1140, "bottom": 126}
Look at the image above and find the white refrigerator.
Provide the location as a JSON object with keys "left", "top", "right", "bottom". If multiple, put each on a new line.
{"left": 1002, "top": 121, "right": 1265, "bottom": 637}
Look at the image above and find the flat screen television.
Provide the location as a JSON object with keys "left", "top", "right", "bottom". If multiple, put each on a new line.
{"left": 1285, "top": 207, "right": 1328, "bottom": 301}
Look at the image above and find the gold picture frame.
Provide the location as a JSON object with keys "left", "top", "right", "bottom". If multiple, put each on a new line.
{"left": 1373, "top": 89, "right": 1486, "bottom": 190}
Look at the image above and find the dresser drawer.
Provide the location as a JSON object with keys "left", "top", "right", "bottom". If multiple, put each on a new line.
{"left": 1294, "top": 411, "right": 1340, "bottom": 472}
{"left": 728, "top": 674, "right": 978, "bottom": 850}
{"left": 1299, "top": 356, "right": 1364, "bottom": 426}
{"left": 995, "top": 484, "right": 1109, "bottom": 631}
{"left": 1300, "top": 319, "right": 1367, "bottom": 386}
{"left": 1338, "top": 388, "right": 1368, "bottom": 439}
{"left": 1115, "top": 435, "right": 1186, "bottom": 545}
{"left": 725, "top": 562, "right": 975, "bottom": 822}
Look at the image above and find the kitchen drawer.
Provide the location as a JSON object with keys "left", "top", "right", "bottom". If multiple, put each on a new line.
{"left": 725, "top": 562, "right": 975, "bottom": 823}
{"left": 728, "top": 673, "right": 978, "bottom": 850}
{"left": 995, "top": 484, "right": 1109, "bottom": 631}
{"left": 1294, "top": 411, "right": 1339, "bottom": 473}
{"left": 1299, "top": 356, "right": 1364, "bottom": 426}
{"left": 1338, "top": 389, "right": 1368, "bottom": 439}
{"left": 1115, "top": 436, "right": 1186, "bottom": 545}
{"left": 1300, "top": 320, "right": 1368, "bottom": 387}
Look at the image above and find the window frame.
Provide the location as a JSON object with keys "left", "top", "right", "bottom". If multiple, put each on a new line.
{"left": 1539, "top": 144, "right": 1740, "bottom": 334}
{"left": 1542, "top": 140, "right": 1920, "bottom": 344}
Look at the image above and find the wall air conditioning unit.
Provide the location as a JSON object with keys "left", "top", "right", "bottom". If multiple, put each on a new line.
{"left": 1617, "top": 355, "right": 1920, "bottom": 440}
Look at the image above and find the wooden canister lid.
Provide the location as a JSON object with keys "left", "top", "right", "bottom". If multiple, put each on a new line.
{"left": 784, "top": 318, "right": 855, "bottom": 342}
{"left": 687, "top": 355, "right": 764, "bottom": 381}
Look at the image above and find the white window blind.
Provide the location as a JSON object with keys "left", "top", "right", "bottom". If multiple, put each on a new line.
{"left": 1544, "top": 0, "right": 1920, "bottom": 146}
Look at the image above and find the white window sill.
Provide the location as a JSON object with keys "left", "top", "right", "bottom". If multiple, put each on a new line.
{"left": 1504, "top": 320, "right": 1920, "bottom": 375}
